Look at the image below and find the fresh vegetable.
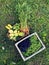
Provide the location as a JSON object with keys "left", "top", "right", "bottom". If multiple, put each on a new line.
{"left": 5, "top": 23, "right": 24, "bottom": 41}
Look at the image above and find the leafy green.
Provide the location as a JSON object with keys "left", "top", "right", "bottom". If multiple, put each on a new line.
{"left": 23, "top": 35, "right": 42, "bottom": 57}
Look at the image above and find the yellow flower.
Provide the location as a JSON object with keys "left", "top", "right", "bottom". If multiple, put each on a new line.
{"left": 8, "top": 30, "right": 13, "bottom": 34}
{"left": 14, "top": 30, "right": 17, "bottom": 34}
{"left": 19, "top": 32, "right": 24, "bottom": 36}
{"left": 9, "top": 35, "right": 16, "bottom": 41}
{"left": 9, "top": 33, "right": 14, "bottom": 37}
{"left": 5, "top": 26, "right": 10, "bottom": 30}
{"left": 12, "top": 37, "right": 16, "bottom": 41}
{"left": 14, "top": 30, "right": 18, "bottom": 36}
{"left": 14, "top": 33, "right": 18, "bottom": 36}
{"left": 5, "top": 24, "right": 12, "bottom": 30}
{"left": 8, "top": 24, "right": 12, "bottom": 28}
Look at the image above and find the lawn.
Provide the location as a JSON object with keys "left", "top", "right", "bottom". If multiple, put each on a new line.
{"left": 0, "top": 0, "right": 49, "bottom": 65}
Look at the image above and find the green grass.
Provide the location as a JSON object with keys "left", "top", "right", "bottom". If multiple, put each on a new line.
{"left": 0, "top": 0, "right": 49, "bottom": 65}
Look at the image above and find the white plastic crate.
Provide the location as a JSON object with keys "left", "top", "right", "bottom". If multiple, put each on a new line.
{"left": 15, "top": 32, "right": 46, "bottom": 61}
